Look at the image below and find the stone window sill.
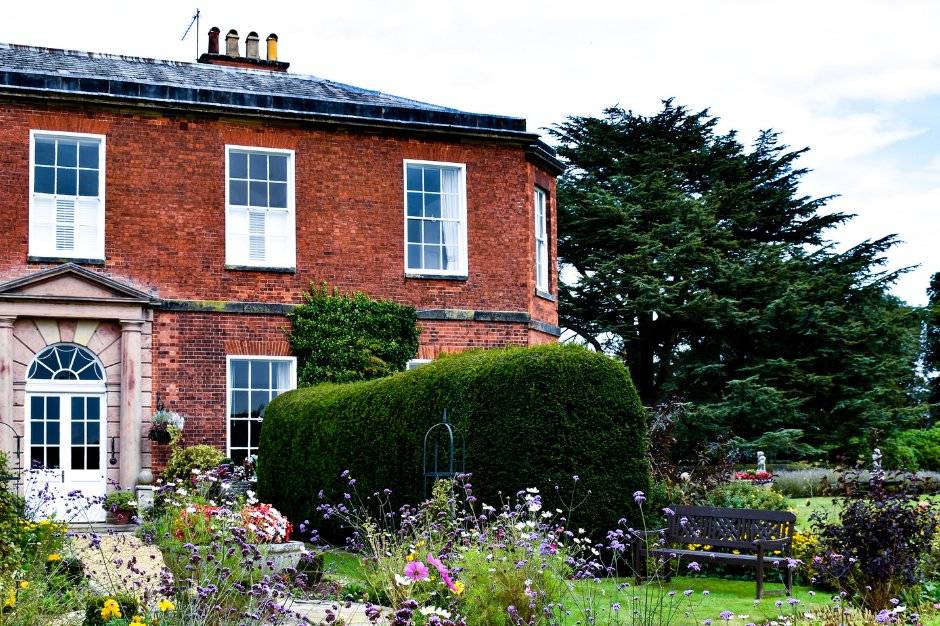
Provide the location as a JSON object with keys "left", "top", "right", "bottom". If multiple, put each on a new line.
{"left": 404, "top": 273, "right": 468, "bottom": 282}
{"left": 28, "top": 255, "right": 105, "bottom": 266}
{"left": 225, "top": 265, "right": 296, "bottom": 274}
{"left": 535, "top": 289, "right": 556, "bottom": 302}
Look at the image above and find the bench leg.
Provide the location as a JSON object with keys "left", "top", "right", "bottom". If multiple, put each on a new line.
{"left": 785, "top": 564, "right": 793, "bottom": 596}
{"left": 755, "top": 545, "right": 764, "bottom": 600}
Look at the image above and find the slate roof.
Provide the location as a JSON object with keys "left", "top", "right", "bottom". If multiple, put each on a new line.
{"left": 0, "top": 42, "right": 534, "bottom": 137}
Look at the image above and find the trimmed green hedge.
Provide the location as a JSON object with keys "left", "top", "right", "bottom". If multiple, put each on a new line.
{"left": 258, "top": 344, "right": 650, "bottom": 534}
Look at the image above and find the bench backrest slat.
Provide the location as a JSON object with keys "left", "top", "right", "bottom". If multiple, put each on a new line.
{"left": 665, "top": 505, "right": 795, "bottom": 550}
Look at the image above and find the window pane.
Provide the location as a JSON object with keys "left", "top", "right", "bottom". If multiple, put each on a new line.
{"left": 47, "top": 397, "right": 60, "bottom": 420}
{"left": 56, "top": 167, "right": 76, "bottom": 195}
{"left": 72, "top": 447, "right": 85, "bottom": 470}
{"left": 423, "top": 167, "right": 441, "bottom": 193}
{"left": 269, "top": 155, "right": 288, "bottom": 181}
{"left": 231, "top": 360, "right": 249, "bottom": 388}
{"left": 250, "top": 390, "right": 268, "bottom": 418}
{"left": 232, "top": 449, "right": 248, "bottom": 465}
{"left": 249, "top": 153, "right": 267, "bottom": 180}
{"left": 442, "top": 168, "right": 459, "bottom": 194}
{"left": 57, "top": 140, "right": 77, "bottom": 167}
{"left": 230, "top": 152, "right": 248, "bottom": 179}
{"left": 34, "top": 166, "right": 54, "bottom": 194}
{"left": 87, "top": 398, "right": 100, "bottom": 421}
{"left": 249, "top": 181, "right": 267, "bottom": 207}
{"left": 35, "top": 138, "right": 55, "bottom": 165}
{"left": 407, "top": 192, "right": 423, "bottom": 217}
{"left": 47, "top": 447, "right": 59, "bottom": 469}
{"left": 79, "top": 142, "right": 99, "bottom": 168}
{"left": 72, "top": 421, "right": 84, "bottom": 445}
{"left": 423, "top": 221, "right": 441, "bottom": 244}
{"left": 31, "top": 396, "right": 44, "bottom": 420}
{"left": 269, "top": 182, "right": 287, "bottom": 208}
{"left": 87, "top": 447, "right": 100, "bottom": 470}
{"left": 250, "top": 361, "right": 270, "bottom": 388}
{"left": 31, "top": 447, "right": 44, "bottom": 467}
{"left": 249, "top": 421, "right": 261, "bottom": 446}
{"left": 79, "top": 170, "right": 98, "bottom": 196}
{"left": 425, "top": 245, "right": 442, "bottom": 270}
{"left": 231, "top": 419, "right": 248, "bottom": 446}
{"left": 407, "top": 219, "right": 422, "bottom": 244}
{"left": 46, "top": 421, "right": 59, "bottom": 445}
{"left": 272, "top": 361, "right": 292, "bottom": 390}
{"left": 229, "top": 179, "right": 248, "bottom": 206}
{"left": 231, "top": 391, "right": 249, "bottom": 418}
{"left": 87, "top": 421, "right": 100, "bottom": 445}
{"left": 441, "top": 193, "right": 459, "bottom": 219}
{"left": 406, "top": 165, "right": 423, "bottom": 191}
{"left": 407, "top": 244, "right": 422, "bottom": 269}
{"left": 71, "top": 397, "right": 85, "bottom": 421}
{"left": 424, "top": 194, "right": 441, "bottom": 218}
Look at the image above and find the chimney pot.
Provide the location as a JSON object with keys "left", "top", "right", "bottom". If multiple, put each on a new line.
{"left": 207, "top": 27, "right": 220, "bottom": 54}
{"left": 266, "top": 33, "right": 278, "bottom": 62}
{"left": 245, "top": 31, "right": 260, "bottom": 60}
{"left": 225, "top": 29, "right": 240, "bottom": 57}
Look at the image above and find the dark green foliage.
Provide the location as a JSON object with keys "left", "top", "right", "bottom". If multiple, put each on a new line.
{"left": 552, "top": 100, "right": 926, "bottom": 459}
{"left": 258, "top": 344, "right": 650, "bottom": 534}
{"left": 927, "top": 273, "right": 940, "bottom": 420}
{"left": 163, "top": 444, "right": 225, "bottom": 482}
{"left": 882, "top": 425, "right": 940, "bottom": 470}
{"left": 288, "top": 284, "right": 420, "bottom": 386}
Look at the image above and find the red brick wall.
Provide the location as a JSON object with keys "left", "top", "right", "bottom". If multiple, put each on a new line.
{"left": 0, "top": 101, "right": 558, "bottom": 326}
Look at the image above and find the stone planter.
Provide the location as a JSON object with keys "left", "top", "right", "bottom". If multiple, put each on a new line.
{"left": 257, "top": 540, "right": 306, "bottom": 572}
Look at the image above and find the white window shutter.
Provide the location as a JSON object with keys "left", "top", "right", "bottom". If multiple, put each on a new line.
{"left": 267, "top": 210, "right": 289, "bottom": 266}
{"left": 228, "top": 206, "right": 250, "bottom": 265}
{"left": 75, "top": 197, "right": 99, "bottom": 258}
{"left": 30, "top": 195, "right": 56, "bottom": 257}
{"left": 248, "top": 210, "right": 266, "bottom": 262}
{"left": 54, "top": 198, "right": 76, "bottom": 253}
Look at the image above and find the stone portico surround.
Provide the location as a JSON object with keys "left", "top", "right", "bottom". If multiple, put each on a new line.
{"left": 0, "top": 264, "right": 155, "bottom": 489}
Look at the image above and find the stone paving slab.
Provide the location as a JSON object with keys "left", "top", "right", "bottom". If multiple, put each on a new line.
{"left": 69, "top": 532, "right": 168, "bottom": 599}
{"left": 294, "top": 600, "right": 389, "bottom": 625}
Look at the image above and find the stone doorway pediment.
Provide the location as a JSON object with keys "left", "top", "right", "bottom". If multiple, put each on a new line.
{"left": 0, "top": 264, "right": 156, "bottom": 304}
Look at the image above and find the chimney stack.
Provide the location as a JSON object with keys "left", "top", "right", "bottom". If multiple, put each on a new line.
{"left": 266, "top": 34, "right": 278, "bottom": 62}
{"left": 245, "top": 32, "right": 260, "bottom": 59}
{"left": 198, "top": 27, "right": 289, "bottom": 72}
{"left": 207, "top": 27, "right": 220, "bottom": 54}
{"left": 225, "top": 29, "right": 240, "bottom": 57}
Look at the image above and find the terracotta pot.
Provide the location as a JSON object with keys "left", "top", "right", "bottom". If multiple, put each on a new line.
{"left": 110, "top": 510, "right": 133, "bottom": 525}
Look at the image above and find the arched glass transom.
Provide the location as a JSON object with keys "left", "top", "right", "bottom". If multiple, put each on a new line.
{"left": 27, "top": 344, "right": 104, "bottom": 382}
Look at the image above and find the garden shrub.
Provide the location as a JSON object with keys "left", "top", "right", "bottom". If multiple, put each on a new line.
{"left": 701, "top": 480, "right": 789, "bottom": 511}
{"left": 163, "top": 444, "right": 225, "bottom": 482}
{"left": 288, "top": 283, "right": 420, "bottom": 385}
{"left": 883, "top": 426, "right": 940, "bottom": 471}
{"left": 772, "top": 468, "right": 839, "bottom": 497}
{"left": 259, "top": 344, "right": 650, "bottom": 534}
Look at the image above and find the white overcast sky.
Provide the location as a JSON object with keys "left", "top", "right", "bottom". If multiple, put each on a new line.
{"left": 3, "top": 1, "right": 937, "bottom": 304}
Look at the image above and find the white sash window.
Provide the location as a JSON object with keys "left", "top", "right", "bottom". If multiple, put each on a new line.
{"left": 226, "top": 356, "right": 296, "bottom": 464}
{"left": 225, "top": 146, "right": 295, "bottom": 269}
{"left": 29, "top": 131, "right": 105, "bottom": 260}
{"left": 404, "top": 160, "right": 467, "bottom": 277}
{"left": 534, "top": 187, "right": 549, "bottom": 292}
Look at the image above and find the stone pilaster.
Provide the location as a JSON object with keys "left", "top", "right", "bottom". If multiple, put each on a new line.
{"left": 0, "top": 317, "right": 15, "bottom": 464}
{"left": 118, "top": 320, "right": 144, "bottom": 489}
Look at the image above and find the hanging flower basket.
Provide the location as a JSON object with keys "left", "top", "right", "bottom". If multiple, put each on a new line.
{"left": 148, "top": 428, "right": 173, "bottom": 444}
{"left": 149, "top": 409, "right": 184, "bottom": 445}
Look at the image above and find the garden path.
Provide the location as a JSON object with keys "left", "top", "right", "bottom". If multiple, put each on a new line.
{"left": 69, "top": 531, "right": 168, "bottom": 598}
{"left": 294, "top": 600, "right": 389, "bottom": 625}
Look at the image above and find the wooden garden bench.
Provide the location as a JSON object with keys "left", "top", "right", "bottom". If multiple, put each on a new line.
{"left": 632, "top": 505, "right": 796, "bottom": 599}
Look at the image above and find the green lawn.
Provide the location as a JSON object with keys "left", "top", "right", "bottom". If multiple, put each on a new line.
{"left": 320, "top": 551, "right": 828, "bottom": 624}
{"left": 785, "top": 496, "right": 840, "bottom": 529}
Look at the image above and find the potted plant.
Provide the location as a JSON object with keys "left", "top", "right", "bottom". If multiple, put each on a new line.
{"left": 149, "top": 409, "right": 184, "bottom": 444}
{"left": 104, "top": 490, "right": 138, "bottom": 525}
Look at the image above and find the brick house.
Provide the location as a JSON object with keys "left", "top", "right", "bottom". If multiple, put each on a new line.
{"left": 0, "top": 31, "right": 562, "bottom": 518}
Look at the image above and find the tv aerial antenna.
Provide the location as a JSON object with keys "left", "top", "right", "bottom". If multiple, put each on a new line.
{"left": 181, "top": 8, "right": 201, "bottom": 60}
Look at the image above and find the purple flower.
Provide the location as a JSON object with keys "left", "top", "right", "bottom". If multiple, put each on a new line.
{"left": 633, "top": 490, "right": 646, "bottom": 504}
{"left": 720, "top": 611, "right": 734, "bottom": 621}
{"left": 663, "top": 507, "right": 675, "bottom": 516}
{"left": 687, "top": 561, "right": 701, "bottom": 572}
{"left": 404, "top": 561, "right": 429, "bottom": 581}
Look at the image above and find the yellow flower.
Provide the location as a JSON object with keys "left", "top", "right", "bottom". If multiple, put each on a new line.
{"left": 405, "top": 553, "right": 415, "bottom": 562}
{"left": 100, "top": 598, "right": 122, "bottom": 620}
{"left": 452, "top": 580, "right": 465, "bottom": 596}
{"left": 18, "top": 581, "right": 28, "bottom": 590}
{"left": 131, "top": 614, "right": 146, "bottom": 624}
{"left": 158, "top": 598, "right": 176, "bottom": 613}
{"left": 47, "top": 553, "right": 62, "bottom": 562}
{"left": 4, "top": 589, "right": 15, "bottom": 608}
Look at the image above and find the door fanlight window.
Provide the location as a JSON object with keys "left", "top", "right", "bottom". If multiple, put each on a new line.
{"left": 27, "top": 344, "right": 104, "bottom": 381}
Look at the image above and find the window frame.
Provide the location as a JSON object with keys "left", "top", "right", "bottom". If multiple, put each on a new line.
{"left": 28, "top": 129, "right": 107, "bottom": 261}
{"left": 402, "top": 159, "right": 469, "bottom": 278}
{"left": 534, "top": 186, "right": 549, "bottom": 293}
{"left": 224, "top": 145, "right": 296, "bottom": 270}
{"left": 224, "top": 354, "right": 297, "bottom": 462}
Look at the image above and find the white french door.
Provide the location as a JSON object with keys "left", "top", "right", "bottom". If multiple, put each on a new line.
{"left": 24, "top": 392, "right": 106, "bottom": 522}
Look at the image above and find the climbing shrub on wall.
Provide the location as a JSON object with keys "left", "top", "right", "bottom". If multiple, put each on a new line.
{"left": 258, "top": 344, "right": 651, "bottom": 534}
{"left": 287, "top": 284, "right": 420, "bottom": 386}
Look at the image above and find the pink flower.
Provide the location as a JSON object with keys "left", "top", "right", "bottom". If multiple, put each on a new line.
{"left": 427, "top": 553, "right": 457, "bottom": 592}
{"left": 404, "top": 560, "right": 429, "bottom": 581}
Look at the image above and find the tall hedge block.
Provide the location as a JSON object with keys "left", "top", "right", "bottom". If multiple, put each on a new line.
{"left": 258, "top": 344, "right": 650, "bottom": 534}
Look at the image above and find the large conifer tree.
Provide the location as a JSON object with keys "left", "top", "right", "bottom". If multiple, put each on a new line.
{"left": 552, "top": 100, "right": 926, "bottom": 458}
